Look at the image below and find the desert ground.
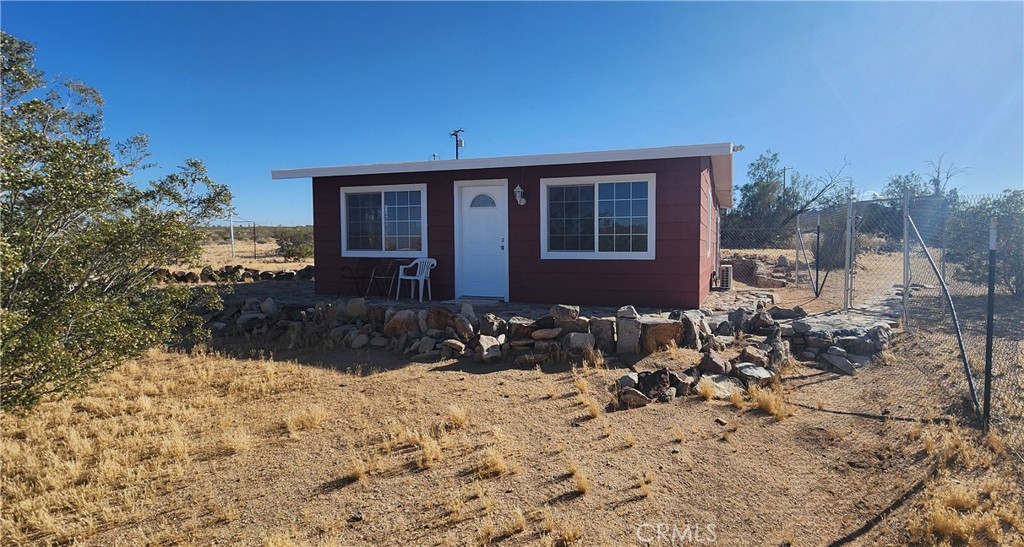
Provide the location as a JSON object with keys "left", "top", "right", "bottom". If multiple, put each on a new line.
{"left": 4, "top": 245, "right": 1022, "bottom": 546}
{"left": 200, "top": 240, "right": 312, "bottom": 273}
{"left": 3, "top": 335, "right": 1021, "bottom": 546}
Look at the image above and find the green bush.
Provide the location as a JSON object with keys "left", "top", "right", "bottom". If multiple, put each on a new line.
{"left": 0, "top": 32, "right": 232, "bottom": 410}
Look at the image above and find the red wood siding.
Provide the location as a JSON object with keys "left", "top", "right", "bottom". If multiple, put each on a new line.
{"left": 311, "top": 156, "right": 719, "bottom": 308}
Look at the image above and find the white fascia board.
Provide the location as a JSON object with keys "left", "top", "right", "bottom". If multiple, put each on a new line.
{"left": 710, "top": 153, "right": 734, "bottom": 209}
{"left": 271, "top": 142, "right": 735, "bottom": 181}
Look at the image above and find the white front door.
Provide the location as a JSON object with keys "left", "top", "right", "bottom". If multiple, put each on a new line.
{"left": 455, "top": 180, "right": 509, "bottom": 300}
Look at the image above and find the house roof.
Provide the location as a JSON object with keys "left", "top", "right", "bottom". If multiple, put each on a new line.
{"left": 272, "top": 142, "right": 735, "bottom": 208}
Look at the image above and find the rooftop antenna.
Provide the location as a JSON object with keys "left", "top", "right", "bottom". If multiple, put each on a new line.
{"left": 449, "top": 128, "right": 465, "bottom": 159}
{"left": 429, "top": 153, "right": 440, "bottom": 161}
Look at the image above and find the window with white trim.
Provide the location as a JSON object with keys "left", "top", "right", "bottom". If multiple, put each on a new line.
{"left": 340, "top": 184, "right": 428, "bottom": 258}
{"left": 540, "top": 174, "right": 656, "bottom": 260}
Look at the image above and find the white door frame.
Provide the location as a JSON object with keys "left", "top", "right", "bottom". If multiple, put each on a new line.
{"left": 453, "top": 179, "right": 510, "bottom": 301}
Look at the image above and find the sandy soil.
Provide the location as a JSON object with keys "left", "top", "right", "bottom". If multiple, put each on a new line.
{"left": 200, "top": 241, "right": 312, "bottom": 272}
{"left": 5, "top": 332, "right": 1019, "bottom": 546}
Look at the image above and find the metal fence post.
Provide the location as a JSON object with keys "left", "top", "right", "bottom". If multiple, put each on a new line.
{"left": 844, "top": 195, "right": 854, "bottom": 310}
{"left": 903, "top": 189, "right": 911, "bottom": 332}
{"left": 983, "top": 217, "right": 997, "bottom": 432}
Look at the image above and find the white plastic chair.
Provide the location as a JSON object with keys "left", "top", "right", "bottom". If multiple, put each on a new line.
{"left": 395, "top": 258, "right": 436, "bottom": 302}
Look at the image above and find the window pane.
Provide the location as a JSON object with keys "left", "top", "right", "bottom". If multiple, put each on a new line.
{"left": 384, "top": 192, "right": 397, "bottom": 206}
{"left": 615, "top": 235, "right": 630, "bottom": 251}
{"left": 409, "top": 192, "right": 421, "bottom": 206}
{"left": 614, "top": 183, "right": 630, "bottom": 199}
{"left": 599, "top": 235, "right": 614, "bottom": 252}
{"left": 599, "top": 184, "right": 614, "bottom": 200}
{"left": 632, "top": 218, "right": 648, "bottom": 234}
{"left": 598, "top": 200, "right": 614, "bottom": 217}
{"left": 410, "top": 236, "right": 422, "bottom": 251}
{"left": 396, "top": 191, "right": 409, "bottom": 206}
{"left": 397, "top": 207, "right": 409, "bottom": 220}
{"left": 598, "top": 219, "right": 614, "bottom": 235}
{"left": 632, "top": 235, "right": 647, "bottom": 252}
{"left": 615, "top": 200, "right": 631, "bottom": 217}
{"left": 632, "top": 199, "right": 647, "bottom": 216}
{"left": 410, "top": 207, "right": 421, "bottom": 220}
{"left": 470, "top": 194, "right": 496, "bottom": 207}
{"left": 631, "top": 182, "right": 647, "bottom": 199}
{"left": 547, "top": 184, "right": 596, "bottom": 251}
{"left": 347, "top": 192, "right": 382, "bottom": 251}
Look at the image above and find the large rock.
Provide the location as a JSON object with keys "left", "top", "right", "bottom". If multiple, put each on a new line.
{"left": 555, "top": 316, "right": 590, "bottom": 334}
{"left": 259, "top": 298, "right": 279, "bottom": 317}
{"left": 346, "top": 298, "right": 368, "bottom": 319}
{"left": 618, "top": 386, "right": 651, "bottom": 407}
{"left": 350, "top": 333, "right": 370, "bottom": 349}
{"left": 531, "top": 327, "right": 562, "bottom": 340}
{"left": 460, "top": 302, "right": 477, "bottom": 326}
{"left": 417, "top": 309, "right": 428, "bottom": 334}
{"left": 704, "top": 374, "right": 745, "bottom": 399}
{"left": 769, "top": 306, "right": 807, "bottom": 320}
{"left": 616, "top": 316, "right": 641, "bottom": 354}
{"left": 478, "top": 335, "right": 502, "bottom": 363}
{"left": 479, "top": 313, "right": 507, "bottom": 337}
{"left": 791, "top": 320, "right": 813, "bottom": 334}
{"left": 698, "top": 350, "right": 731, "bottom": 375}
{"left": 738, "top": 346, "right": 770, "bottom": 367}
{"left": 453, "top": 314, "right": 475, "bottom": 341}
{"left": 821, "top": 353, "right": 856, "bottom": 375}
{"left": 508, "top": 316, "right": 537, "bottom": 339}
{"left": 735, "top": 363, "right": 775, "bottom": 387}
{"left": 565, "top": 332, "right": 595, "bottom": 352}
{"left": 441, "top": 338, "right": 466, "bottom": 356}
{"left": 590, "top": 317, "right": 617, "bottom": 354}
{"left": 728, "top": 308, "right": 751, "bottom": 335}
{"left": 617, "top": 305, "right": 639, "bottom": 319}
{"left": 417, "top": 336, "right": 437, "bottom": 354}
{"left": 426, "top": 306, "right": 453, "bottom": 330}
{"left": 616, "top": 373, "right": 639, "bottom": 390}
{"left": 236, "top": 312, "right": 266, "bottom": 331}
{"left": 549, "top": 304, "right": 580, "bottom": 322}
{"left": 383, "top": 310, "right": 420, "bottom": 337}
{"left": 640, "top": 317, "right": 683, "bottom": 353}
{"left": 748, "top": 311, "right": 776, "bottom": 333}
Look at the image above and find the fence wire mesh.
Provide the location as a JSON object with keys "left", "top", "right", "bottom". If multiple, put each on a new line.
{"left": 721, "top": 191, "right": 1023, "bottom": 454}
{"left": 907, "top": 193, "right": 1023, "bottom": 457}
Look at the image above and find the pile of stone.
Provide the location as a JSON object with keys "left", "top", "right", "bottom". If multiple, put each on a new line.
{"left": 610, "top": 337, "right": 784, "bottom": 408}
{"left": 155, "top": 264, "right": 314, "bottom": 284}
{"left": 206, "top": 299, "right": 731, "bottom": 364}
{"left": 787, "top": 318, "right": 892, "bottom": 375}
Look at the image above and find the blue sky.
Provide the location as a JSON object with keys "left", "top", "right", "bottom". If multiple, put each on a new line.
{"left": 3, "top": 1, "right": 1022, "bottom": 225}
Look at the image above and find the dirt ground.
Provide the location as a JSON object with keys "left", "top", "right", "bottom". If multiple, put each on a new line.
{"left": 3, "top": 334, "right": 1021, "bottom": 546}
{"left": 200, "top": 241, "right": 312, "bottom": 273}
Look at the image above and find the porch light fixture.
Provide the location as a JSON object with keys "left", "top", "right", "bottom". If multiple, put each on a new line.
{"left": 513, "top": 184, "right": 526, "bottom": 206}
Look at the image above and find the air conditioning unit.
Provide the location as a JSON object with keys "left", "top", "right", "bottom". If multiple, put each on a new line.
{"left": 719, "top": 265, "right": 733, "bottom": 291}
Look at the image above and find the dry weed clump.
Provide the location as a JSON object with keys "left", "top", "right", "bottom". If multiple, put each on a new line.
{"left": 505, "top": 506, "right": 527, "bottom": 535}
{"left": 476, "top": 446, "right": 510, "bottom": 478}
{"left": 696, "top": 376, "right": 717, "bottom": 401}
{"left": 747, "top": 385, "right": 793, "bottom": 421}
{"left": 219, "top": 428, "right": 254, "bottom": 454}
{"left": 573, "top": 373, "right": 590, "bottom": 394}
{"left": 283, "top": 405, "right": 329, "bottom": 435}
{"left": 444, "top": 404, "right": 469, "bottom": 430}
{"left": 417, "top": 437, "right": 443, "bottom": 469}
{"left": 637, "top": 471, "right": 654, "bottom": 497}
{"left": 582, "top": 347, "right": 605, "bottom": 369}
{"left": 577, "top": 394, "right": 602, "bottom": 419}
{"left": 566, "top": 458, "right": 591, "bottom": 495}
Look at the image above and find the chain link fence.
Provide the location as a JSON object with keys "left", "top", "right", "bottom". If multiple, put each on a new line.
{"left": 906, "top": 193, "right": 1023, "bottom": 456}
{"left": 721, "top": 191, "right": 1023, "bottom": 455}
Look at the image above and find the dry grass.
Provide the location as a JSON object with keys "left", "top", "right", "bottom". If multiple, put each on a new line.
{"left": 623, "top": 432, "right": 637, "bottom": 448}
{"left": 729, "top": 389, "right": 745, "bottom": 409}
{"left": 476, "top": 446, "right": 509, "bottom": 478}
{"left": 577, "top": 394, "right": 602, "bottom": 419}
{"left": 4, "top": 339, "right": 1020, "bottom": 546}
{"left": 283, "top": 405, "right": 329, "bottom": 435}
{"left": 747, "top": 385, "right": 793, "bottom": 421}
{"left": 572, "top": 373, "right": 590, "bottom": 394}
{"left": 696, "top": 376, "right": 716, "bottom": 401}
{"left": 445, "top": 404, "right": 469, "bottom": 430}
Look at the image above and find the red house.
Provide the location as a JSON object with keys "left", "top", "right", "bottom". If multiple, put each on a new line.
{"left": 272, "top": 143, "right": 735, "bottom": 308}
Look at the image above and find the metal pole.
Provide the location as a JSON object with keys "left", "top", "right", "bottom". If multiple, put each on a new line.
{"left": 229, "top": 213, "right": 236, "bottom": 259}
{"left": 815, "top": 212, "right": 821, "bottom": 296}
{"left": 903, "top": 189, "right": 911, "bottom": 332}
{"left": 795, "top": 211, "right": 800, "bottom": 285}
{"left": 844, "top": 196, "right": 854, "bottom": 310}
{"left": 983, "top": 218, "right": 997, "bottom": 432}
{"left": 909, "top": 216, "right": 982, "bottom": 415}
{"left": 252, "top": 222, "right": 257, "bottom": 260}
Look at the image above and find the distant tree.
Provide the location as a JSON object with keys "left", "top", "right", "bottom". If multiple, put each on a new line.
{"left": 882, "top": 172, "right": 928, "bottom": 200}
{"left": 926, "top": 154, "right": 967, "bottom": 197}
{"left": 722, "top": 151, "right": 848, "bottom": 249}
{"left": 0, "top": 32, "right": 232, "bottom": 410}
{"left": 273, "top": 226, "right": 314, "bottom": 261}
{"left": 944, "top": 190, "right": 1024, "bottom": 298}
